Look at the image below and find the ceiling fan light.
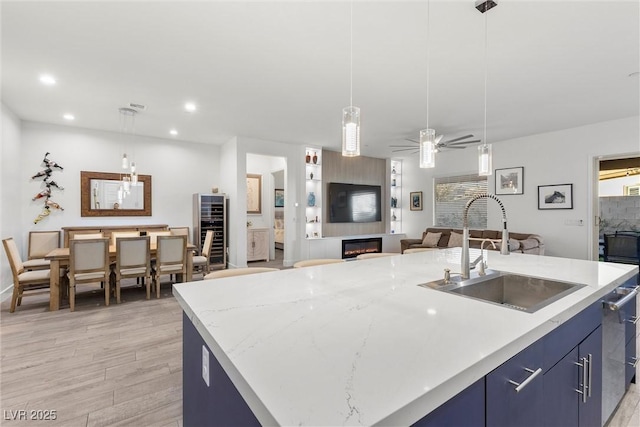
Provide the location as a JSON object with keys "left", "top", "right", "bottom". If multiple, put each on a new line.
{"left": 342, "top": 106, "right": 361, "bottom": 157}
{"left": 419, "top": 129, "right": 436, "bottom": 168}
{"left": 478, "top": 144, "right": 492, "bottom": 176}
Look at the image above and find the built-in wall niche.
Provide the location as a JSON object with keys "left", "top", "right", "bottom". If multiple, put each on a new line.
{"left": 390, "top": 159, "right": 402, "bottom": 234}
{"left": 305, "top": 147, "right": 322, "bottom": 238}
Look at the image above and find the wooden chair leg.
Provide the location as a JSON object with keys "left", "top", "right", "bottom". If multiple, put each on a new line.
{"left": 9, "top": 285, "right": 20, "bottom": 313}
{"left": 69, "top": 282, "right": 75, "bottom": 312}
{"left": 105, "top": 279, "right": 110, "bottom": 307}
{"left": 146, "top": 275, "right": 151, "bottom": 300}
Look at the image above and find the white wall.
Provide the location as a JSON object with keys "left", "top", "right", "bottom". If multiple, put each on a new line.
{"left": 1, "top": 104, "right": 23, "bottom": 296}
{"left": 600, "top": 175, "right": 640, "bottom": 196}
{"left": 0, "top": 120, "right": 222, "bottom": 291}
{"left": 402, "top": 116, "right": 640, "bottom": 260}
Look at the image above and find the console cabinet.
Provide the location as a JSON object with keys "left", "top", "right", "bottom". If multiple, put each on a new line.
{"left": 247, "top": 228, "right": 269, "bottom": 262}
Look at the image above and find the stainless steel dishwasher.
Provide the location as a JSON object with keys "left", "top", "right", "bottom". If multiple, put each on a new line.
{"left": 602, "top": 285, "right": 638, "bottom": 425}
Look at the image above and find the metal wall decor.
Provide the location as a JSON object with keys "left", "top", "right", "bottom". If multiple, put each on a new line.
{"left": 31, "top": 152, "right": 64, "bottom": 223}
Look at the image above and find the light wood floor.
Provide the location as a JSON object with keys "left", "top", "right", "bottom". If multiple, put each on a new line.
{"left": 1, "top": 277, "right": 639, "bottom": 426}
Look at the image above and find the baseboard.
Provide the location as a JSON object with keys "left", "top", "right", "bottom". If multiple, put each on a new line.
{"left": 0, "top": 284, "right": 14, "bottom": 302}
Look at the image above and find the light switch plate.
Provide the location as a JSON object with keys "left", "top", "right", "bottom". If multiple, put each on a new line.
{"left": 202, "top": 345, "right": 210, "bottom": 387}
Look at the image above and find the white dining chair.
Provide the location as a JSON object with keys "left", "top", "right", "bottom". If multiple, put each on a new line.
{"left": 192, "top": 230, "right": 214, "bottom": 277}
{"left": 67, "top": 237, "right": 110, "bottom": 311}
{"left": 2, "top": 237, "right": 56, "bottom": 313}
{"left": 113, "top": 236, "right": 151, "bottom": 302}
{"left": 24, "top": 230, "right": 60, "bottom": 271}
{"left": 152, "top": 235, "right": 187, "bottom": 298}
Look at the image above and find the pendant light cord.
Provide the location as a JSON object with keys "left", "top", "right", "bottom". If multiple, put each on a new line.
{"left": 349, "top": 0, "right": 353, "bottom": 108}
{"left": 483, "top": 8, "right": 488, "bottom": 148}
{"left": 426, "top": 0, "right": 430, "bottom": 129}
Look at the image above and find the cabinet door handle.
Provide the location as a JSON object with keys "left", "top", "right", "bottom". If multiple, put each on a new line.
{"left": 626, "top": 316, "right": 640, "bottom": 325}
{"left": 628, "top": 356, "right": 639, "bottom": 368}
{"left": 508, "top": 367, "right": 542, "bottom": 393}
{"left": 587, "top": 353, "right": 592, "bottom": 398}
{"left": 573, "top": 357, "right": 587, "bottom": 403}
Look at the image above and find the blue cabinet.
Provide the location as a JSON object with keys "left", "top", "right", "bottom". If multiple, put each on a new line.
{"left": 486, "top": 302, "right": 602, "bottom": 427}
{"left": 413, "top": 378, "right": 484, "bottom": 427}
{"left": 486, "top": 339, "right": 544, "bottom": 427}
{"left": 578, "top": 326, "right": 603, "bottom": 427}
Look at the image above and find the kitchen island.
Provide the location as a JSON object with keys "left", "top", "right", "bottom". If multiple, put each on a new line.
{"left": 173, "top": 248, "right": 638, "bottom": 426}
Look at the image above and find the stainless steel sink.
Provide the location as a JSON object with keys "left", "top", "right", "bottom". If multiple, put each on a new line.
{"left": 419, "top": 270, "right": 584, "bottom": 313}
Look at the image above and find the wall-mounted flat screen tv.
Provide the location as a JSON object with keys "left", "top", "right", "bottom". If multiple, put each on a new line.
{"left": 328, "top": 182, "right": 382, "bottom": 223}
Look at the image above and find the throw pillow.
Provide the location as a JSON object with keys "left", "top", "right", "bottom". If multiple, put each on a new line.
{"left": 421, "top": 232, "right": 442, "bottom": 248}
{"left": 448, "top": 231, "right": 464, "bottom": 248}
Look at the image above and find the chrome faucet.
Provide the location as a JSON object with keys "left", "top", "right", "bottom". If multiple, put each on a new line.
{"left": 477, "top": 239, "right": 498, "bottom": 275}
{"left": 461, "top": 194, "right": 509, "bottom": 279}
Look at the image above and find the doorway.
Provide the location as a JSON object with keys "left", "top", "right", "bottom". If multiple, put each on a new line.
{"left": 593, "top": 156, "right": 640, "bottom": 260}
{"left": 246, "top": 153, "right": 286, "bottom": 269}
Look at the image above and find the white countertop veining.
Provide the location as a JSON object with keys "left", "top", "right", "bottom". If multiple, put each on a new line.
{"left": 173, "top": 249, "right": 638, "bottom": 426}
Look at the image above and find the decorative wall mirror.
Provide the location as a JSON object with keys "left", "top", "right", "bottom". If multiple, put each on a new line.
{"left": 80, "top": 171, "right": 152, "bottom": 217}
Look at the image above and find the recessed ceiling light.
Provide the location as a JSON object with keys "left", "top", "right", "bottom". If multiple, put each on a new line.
{"left": 39, "top": 74, "right": 57, "bottom": 86}
{"left": 169, "top": 129, "right": 178, "bottom": 136}
{"left": 63, "top": 113, "right": 75, "bottom": 121}
{"left": 184, "top": 102, "right": 197, "bottom": 113}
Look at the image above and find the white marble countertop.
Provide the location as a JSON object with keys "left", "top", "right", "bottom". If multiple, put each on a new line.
{"left": 173, "top": 249, "right": 638, "bottom": 426}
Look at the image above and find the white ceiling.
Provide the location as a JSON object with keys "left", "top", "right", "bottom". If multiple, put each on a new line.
{"left": 2, "top": 0, "right": 639, "bottom": 159}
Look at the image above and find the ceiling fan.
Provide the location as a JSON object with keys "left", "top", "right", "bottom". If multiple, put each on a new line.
{"left": 390, "top": 134, "right": 481, "bottom": 154}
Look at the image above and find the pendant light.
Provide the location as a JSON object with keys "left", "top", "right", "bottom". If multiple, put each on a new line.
{"left": 118, "top": 107, "right": 139, "bottom": 185}
{"left": 342, "top": 0, "right": 360, "bottom": 157}
{"left": 419, "top": 0, "right": 436, "bottom": 169}
{"left": 477, "top": 0, "right": 496, "bottom": 176}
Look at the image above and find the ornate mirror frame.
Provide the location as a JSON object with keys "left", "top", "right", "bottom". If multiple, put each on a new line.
{"left": 80, "top": 171, "right": 152, "bottom": 217}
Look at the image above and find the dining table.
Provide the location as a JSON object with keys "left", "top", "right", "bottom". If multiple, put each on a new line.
{"left": 44, "top": 242, "right": 196, "bottom": 311}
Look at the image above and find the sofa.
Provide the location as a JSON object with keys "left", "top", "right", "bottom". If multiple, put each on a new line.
{"left": 401, "top": 227, "right": 545, "bottom": 255}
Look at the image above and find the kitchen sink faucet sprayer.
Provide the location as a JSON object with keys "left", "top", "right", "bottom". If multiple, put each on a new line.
{"left": 461, "top": 194, "right": 509, "bottom": 279}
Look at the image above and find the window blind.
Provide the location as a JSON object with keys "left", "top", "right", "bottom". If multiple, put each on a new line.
{"left": 434, "top": 174, "right": 488, "bottom": 228}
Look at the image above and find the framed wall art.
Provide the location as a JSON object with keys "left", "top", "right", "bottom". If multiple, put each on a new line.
{"left": 410, "top": 191, "right": 423, "bottom": 211}
{"left": 495, "top": 167, "right": 524, "bottom": 195}
{"left": 246, "top": 174, "right": 262, "bottom": 214}
{"left": 274, "top": 188, "right": 284, "bottom": 207}
{"left": 538, "top": 183, "right": 573, "bottom": 210}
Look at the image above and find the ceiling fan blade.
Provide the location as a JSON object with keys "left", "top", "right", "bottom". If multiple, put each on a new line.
{"left": 442, "top": 146, "right": 466, "bottom": 149}
{"left": 447, "top": 139, "right": 482, "bottom": 146}
{"left": 392, "top": 148, "right": 420, "bottom": 152}
{"left": 435, "top": 134, "right": 444, "bottom": 144}
{"left": 404, "top": 138, "right": 420, "bottom": 144}
{"left": 389, "top": 145, "right": 418, "bottom": 148}
{"left": 441, "top": 134, "right": 474, "bottom": 144}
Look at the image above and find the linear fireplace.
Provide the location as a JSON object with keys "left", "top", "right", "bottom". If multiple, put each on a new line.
{"left": 342, "top": 237, "right": 383, "bottom": 259}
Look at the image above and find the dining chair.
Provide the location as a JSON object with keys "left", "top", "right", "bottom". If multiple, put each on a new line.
{"left": 192, "top": 229, "right": 213, "bottom": 277}
{"left": 204, "top": 267, "right": 279, "bottom": 279}
{"left": 113, "top": 236, "right": 151, "bottom": 301}
{"left": 356, "top": 252, "right": 398, "bottom": 260}
{"left": 152, "top": 235, "right": 187, "bottom": 298}
{"left": 148, "top": 231, "right": 172, "bottom": 246}
{"left": 67, "top": 237, "right": 110, "bottom": 311}
{"left": 2, "top": 237, "right": 56, "bottom": 313}
{"left": 292, "top": 258, "right": 345, "bottom": 268}
{"left": 110, "top": 231, "right": 140, "bottom": 247}
{"left": 169, "top": 226, "right": 191, "bottom": 243}
{"left": 24, "top": 230, "right": 60, "bottom": 270}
